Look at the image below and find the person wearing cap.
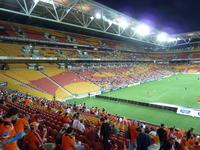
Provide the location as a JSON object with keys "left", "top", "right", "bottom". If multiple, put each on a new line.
{"left": 0, "top": 108, "right": 25, "bottom": 150}
{"left": 24, "top": 122, "right": 47, "bottom": 150}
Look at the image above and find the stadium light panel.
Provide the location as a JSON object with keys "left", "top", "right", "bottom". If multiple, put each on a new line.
{"left": 135, "top": 24, "right": 151, "bottom": 36}
{"left": 95, "top": 13, "right": 101, "bottom": 19}
{"left": 157, "top": 32, "right": 168, "bottom": 42}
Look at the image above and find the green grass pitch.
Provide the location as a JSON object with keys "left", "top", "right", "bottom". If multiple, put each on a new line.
{"left": 68, "top": 74, "right": 200, "bottom": 132}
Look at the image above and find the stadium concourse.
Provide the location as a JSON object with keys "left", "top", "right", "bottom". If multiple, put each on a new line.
{"left": 0, "top": 0, "right": 200, "bottom": 149}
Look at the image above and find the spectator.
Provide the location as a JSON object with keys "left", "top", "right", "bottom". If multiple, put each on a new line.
{"left": 186, "top": 128, "right": 194, "bottom": 140}
{"left": 157, "top": 124, "right": 167, "bottom": 150}
{"left": 62, "top": 113, "right": 70, "bottom": 123}
{"left": 77, "top": 119, "right": 85, "bottom": 133}
{"left": 14, "top": 114, "right": 30, "bottom": 134}
{"left": 61, "top": 127, "right": 75, "bottom": 150}
{"left": 136, "top": 127, "right": 151, "bottom": 150}
{"left": 101, "top": 117, "right": 111, "bottom": 150}
{"left": 0, "top": 108, "right": 24, "bottom": 150}
{"left": 24, "top": 97, "right": 30, "bottom": 106}
{"left": 129, "top": 121, "right": 137, "bottom": 150}
{"left": 72, "top": 114, "right": 80, "bottom": 129}
{"left": 24, "top": 122, "right": 47, "bottom": 150}
{"left": 55, "top": 123, "right": 70, "bottom": 145}
{"left": 85, "top": 125, "right": 100, "bottom": 149}
{"left": 180, "top": 136, "right": 187, "bottom": 150}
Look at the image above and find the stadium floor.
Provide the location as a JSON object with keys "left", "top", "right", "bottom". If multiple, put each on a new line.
{"left": 68, "top": 74, "right": 200, "bottom": 132}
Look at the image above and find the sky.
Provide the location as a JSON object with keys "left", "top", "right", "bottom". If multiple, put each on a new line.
{"left": 95, "top": 0, "right": 199, "bottom": 34}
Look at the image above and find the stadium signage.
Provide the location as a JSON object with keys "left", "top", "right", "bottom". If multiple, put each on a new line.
{"left": 177, "top": 107, "right": 200, "bottom": 118}
{"left": 0, "top": 82, "right": 7, "bottom": 86}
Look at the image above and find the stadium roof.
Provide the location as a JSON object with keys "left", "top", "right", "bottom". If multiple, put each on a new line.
{"left": 0, "top": 0, "right": 199, "bottom": 47}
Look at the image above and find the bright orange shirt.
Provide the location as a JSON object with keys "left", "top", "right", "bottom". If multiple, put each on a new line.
{"left": 61, "top": 134, "right": 75, "bottom": 150}
{"left": 191, "top": 145, "right": 200, "bottom": 150}
{"left": 14, "top": 118, "right": 29, "bottom": 133}
{"left": 24, "top": 98, "right": 30, "bottom": 105}
{"left": 62, "top": 116, "right": 70, "bottom": 123}
{"left": 181, "top": 138, "right": 187, "bottom": 150}
{"left": 0, "top": 123, "right": 17, "bottom": 150}
{"left": 24, "top": 130, "right": 43, "bottom": 150}
{"left": 178, "top": 130, "right": 185, "bottom": 138}
{"left": 130, "top": 123, "right": 137, "bottom": 143}
{"left": 188, "top": 138, "right": 196, "bottom": 146}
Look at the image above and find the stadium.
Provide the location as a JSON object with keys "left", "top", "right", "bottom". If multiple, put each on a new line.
{"left": 0, "top": 0, "right": 200, "bottom": 150}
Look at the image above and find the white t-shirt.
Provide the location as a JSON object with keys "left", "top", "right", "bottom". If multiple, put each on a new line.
{"left": 77, "top": 123, "right": 85, "bottom": 133}
{"left": 72, "top": 119, "right": 80, "bottom": 129}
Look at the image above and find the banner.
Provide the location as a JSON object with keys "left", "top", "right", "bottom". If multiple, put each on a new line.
{"left": 177, "top": 107, "right": 200, "bottom": 118}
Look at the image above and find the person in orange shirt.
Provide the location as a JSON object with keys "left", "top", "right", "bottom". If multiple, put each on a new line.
{"left": 0, "top": 108, "right": 24, "bottom": 150}
{"left": 14, "top": 114, "right": 30, "bottom": 133}
{"left": 56, "top": 111, "right": 63, "bottom": 122}
{"left": 129, "top": 121, "right": 137, "bottom": 150}
{"left": 61, "top": 127, "right": 75, "bottom": 150}
{"left": 14, "top": 97, "right": 19, "bottom": 104}
{"left": 62, "top": 113, "right": 70, "bottom": 123}
{"left": 174, "top": 129, "right": 185, "bottom": 139}
{"left": 188, "top": 136, "right": 196, "bottom": 147}
{"left": 24, "top": 122, "right": 46, "bottom": 150}
{"left": 181, "top": 136, "right": 187, "bottom": 150}
{"left": 14, "top": 114, "right": 30, "bottom": 149}
{"left": 24, "top": 98, "right": 30, "bottom": 106}
{"left": 191, "top": 142, "right": 200, "bottom": 150}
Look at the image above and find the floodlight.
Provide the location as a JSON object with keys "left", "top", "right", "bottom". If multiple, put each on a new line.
{"left": 95, "top": 13, "right": 101, "bottom": 19}
{"left": 131, "top": 27, "right": 135, "bottom": 31}
{"left": 108, "top": 20, "right": 113, "bottom": 25}
{"left": 118, "top": 18, "right": 129, "bottom": 29}
{"left": 135, "top": 24, "right": 151, "bottom": 36}
{"left": 90, "top": 16, "right": 94, "bottom": 20}
{"left": 157, "top": 32, "right": 168, "bottom": 42}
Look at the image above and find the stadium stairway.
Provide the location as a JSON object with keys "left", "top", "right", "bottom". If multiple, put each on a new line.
{"left": 40, "top": 71, "right": 73, "bottom": 97}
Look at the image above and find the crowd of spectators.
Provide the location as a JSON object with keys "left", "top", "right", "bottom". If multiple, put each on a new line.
{"left": 73, "top": 63, "right": 173, "bottom": 91}
{"left": 0, "top": 88, "right": 200, "bottom": 150}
